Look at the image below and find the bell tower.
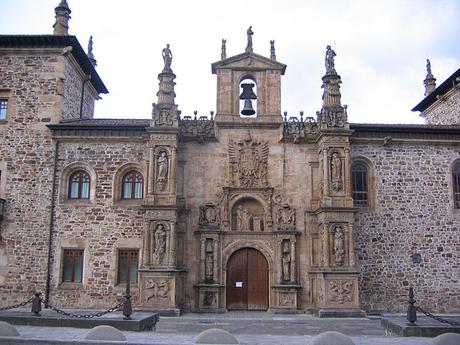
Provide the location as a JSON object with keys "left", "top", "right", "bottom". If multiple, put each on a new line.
{"left": 211, "top": 27, "right": 286, "bottom": 125}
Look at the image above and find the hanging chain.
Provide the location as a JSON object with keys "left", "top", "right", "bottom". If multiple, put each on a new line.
{"left": 40, "top": 298, "right": 124, "bottom": 319}
{"left": 0, "top": 298, "right": 33, "bottom": 311}
{"left": 416, "top": 306, "right": 460, "bottom": 326}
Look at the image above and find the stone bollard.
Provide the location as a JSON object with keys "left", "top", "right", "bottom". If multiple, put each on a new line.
{"left": 31, "top": 292, "right": 42, "bottom": 316}
{"left": 310, "top": 331, "right": 355, "bottom": 345}
{"left": 84, "top": 325, "right": 126, "bottom": 341}
{"left": 0, "top": 321, "right": 19, "bottom": 337}
{"left": 195, "top": 328, "right": 239, "bottom": 344}
{"left": 432, "top": 333, "right": 460, "bottom": 345}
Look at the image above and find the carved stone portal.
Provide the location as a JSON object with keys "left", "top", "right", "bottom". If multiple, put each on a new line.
{"left": 228, "top": 130, "right": 269, "bottom": 188}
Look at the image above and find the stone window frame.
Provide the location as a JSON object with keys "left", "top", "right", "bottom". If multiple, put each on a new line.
{"left": 112, "top": 238, "right": 142, "bottom": 291}
{"left": 68, "top": 170, "right": 90, "bottom": 199}
{"left": 62, "top": 248, "right": 84, "bottom": 283}
{"left": 55, "top": 237, "right": 89, "bottom": 290}
{"left": 0, "top": 89, "right": 13, "bottom": 123}
{"left": 113, "top": 162, "right": 146, "bottom": 205}
{"left": 350, "top": 157, "right": 375, "bottom": 211}
{"left": 451, "top": 159, "right": 460, "bottom": 210}
{"left": 121, "top": 171, "right": 144, "bottom": 200}
{"left": 59, "top": 162, "right": 97, "bottom": 205}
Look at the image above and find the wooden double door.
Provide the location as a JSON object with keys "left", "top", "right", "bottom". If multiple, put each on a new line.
{"left": 226, "top": 248, "right": 268, "bottom": 310}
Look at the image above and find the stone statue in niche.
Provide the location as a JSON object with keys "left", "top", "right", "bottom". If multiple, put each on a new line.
{"left": 146, "top": 279, "right": 169, "bottom": 301}
{"left": 156, "top": 151, "right": 169, "bottom": 191}
{"left": 330, "top": 152, "right": 343, "bottom": 192}
{"left": 282, "top": 240, "right": 291, "bottom": 282}
{"left": 236, "top": 205, "right": 252, "bottom": 231}
{"left": 333, "top": 225, "right": 345, "bottom": 266}
{"left": 205, "top": 239, "right": 214, "bottom": 283}
{"left": 153, "top": 223, "right": 167, "bottom": 264}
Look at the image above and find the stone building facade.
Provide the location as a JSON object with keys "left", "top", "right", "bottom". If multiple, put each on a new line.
{"left": 0, "top": 2, "right": 459, "bottom": 315}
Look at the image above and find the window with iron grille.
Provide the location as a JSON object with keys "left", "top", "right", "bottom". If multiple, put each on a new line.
{"left": 352, "top": 162, "right": 368, "bottom": 206}
{"left": 453, "top": 162, "right": 460, "bottom": 209}
{"left": 0, "top": 99, "right": 7, "bottom": 119}
{"left": 117, "top": 250, "right": 139, "bottom": 284}
{"left": 68, "top": 170, "right": 90, "bottom": 199}
{"left": 63, "top": 249, "right": 84, "bottom": 283}
{"left": 122, "top": 171, "right": 143, "bottom": 199}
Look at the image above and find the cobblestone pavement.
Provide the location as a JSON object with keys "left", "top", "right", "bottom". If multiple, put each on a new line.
{"left": 0, "top": 312, "right": 440, "bottom": 344}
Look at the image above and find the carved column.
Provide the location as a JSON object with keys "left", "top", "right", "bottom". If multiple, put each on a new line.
{"left": 142, "top": 223, "right": 151, "bottom": 266}
{"left": 278, "top": 239, "right": 283, "bottom": 283}
{"left": 213, "top": 239, "right": 219, "bottom": 283}
{"left": 348, "top": 224, "right": 356, "bottom": 267}
{"left": 290, "top": 238, "right": 296, "bottom": 283}
{"left": 200, "top": 238, "right": 206, "bottom": 281}
{"left": 344, "top": 148, "right": 351, "bottom": 195}
{"left": 170, "top": 145, "right": 177, "bottom": 194}
{"left": 148, "top": 147, "right": 155, "bottom": 195}
{"left": 169, "top": 221, "right": 176, "bottom": 266}
{"left": 322, "top": 148, "right": 329, "bottom": 195}
{"left": 322, "top": 224, "right": 330, "bottom": 267}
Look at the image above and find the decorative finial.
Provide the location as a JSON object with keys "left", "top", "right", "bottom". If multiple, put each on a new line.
{"left": 424, "top": 59, "right": 436, "bottom": 96}
{"left": 270, "top": 40, "right": 276, "bottom": 60}
{"left": 53, "top": 0, "right": 71, "bottom": 35}
{"left": 221, "top": 39, "right": 227, "bottom": 60}
{"left": 245, "top": 26, "right": 253, "bottom": 53}
{"left": 87, "top": 36, "right": 97, "bottom": 67}
{"left": 162, "top": 44, "right": 173, "bottom": 73}
{"left": 325, "top": 45, "right": 336, "bottom": 75}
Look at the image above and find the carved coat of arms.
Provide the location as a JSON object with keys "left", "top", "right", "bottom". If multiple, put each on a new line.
{"left": 228, "top": 130, "right": 269, "bottom": 188}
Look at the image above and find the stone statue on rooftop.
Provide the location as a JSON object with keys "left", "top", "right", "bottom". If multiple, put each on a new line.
{"left": 245, "top": 26, "right": 253, "bottom": 53}
{"left": 325, "top": 45, "right": 336, "bottom": 74}
{"left": 426, "top": 59, "right": 433, "bottom": 76}
{"left": 270, "top": 40, "right": 276, "bottom": 60}
{"left": 221, "top": 39, "right": 227, "bottom": 60}
{"left": 162, "top": 44, "right": 173, "bottom": 72}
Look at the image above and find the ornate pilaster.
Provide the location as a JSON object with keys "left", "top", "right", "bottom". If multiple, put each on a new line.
{"left": 53, "top": 0, "right": 71, "bottom": 36}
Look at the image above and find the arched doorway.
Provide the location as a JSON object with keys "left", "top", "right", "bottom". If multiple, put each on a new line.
{"left": 226, "top": 248, "right": 268, "bottom": 310}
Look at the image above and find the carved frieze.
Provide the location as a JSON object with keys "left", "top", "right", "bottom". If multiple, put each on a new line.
{"left": 228, "top": 130, "right": 269, "bottom": 188}
{"left": 279, "top": 292, "right": 294, "bottom": 307}
{"left": 328, "top": 280, "right": 353, "bottom": 304}
{"left": 179, "top": 115, "right": 215, "bottom": 142}
{"left": 146, "top": 279, "right": 170, "bottom": 301}
{"left": 152, "top": 103, "right": 179, "bottom": 128}
{"left": 203, "top": 291, "right": 217, "bottom": 306}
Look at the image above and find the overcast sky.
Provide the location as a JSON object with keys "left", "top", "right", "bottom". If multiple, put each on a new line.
{"left": 1, "top": 0, "right": 459, "bottom": 124}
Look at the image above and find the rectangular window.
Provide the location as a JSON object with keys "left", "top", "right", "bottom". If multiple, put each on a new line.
{"left": 63, "top": 249, "right": 84, "bottom": 283}
{"left": 117, "top": 250, "right": 139, "bottom": 284}
{"left": 0, "top": 99, "right": 7, "bottom": 119}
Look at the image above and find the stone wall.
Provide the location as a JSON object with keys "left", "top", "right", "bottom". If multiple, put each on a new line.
{"left": 0, "top": 53, "right": 59, "bottom": 303}
{"left": 422, "top": 88, "right": 460, "bottom": 125}
{"left": 49, "top": 141, "right": 147, "bottom": 307}
{"left": 352, "top": 142, "right": 460, "bottom": 313}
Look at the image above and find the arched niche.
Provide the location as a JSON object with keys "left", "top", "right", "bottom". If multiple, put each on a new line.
{"left": 230, "top": 197, "right": 265, "bottom": 231}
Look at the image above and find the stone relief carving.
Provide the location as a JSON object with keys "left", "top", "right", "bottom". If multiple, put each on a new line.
{"left": 228, "top": 130, "right": 269, "bottom": 188}
{"left": 236, "top": 205, "right": 252, "bottom": 231}
{"left": 146, "top": 279, "right": 170, "bottom": 301}
{"left": 333, "top": 225, "right": 345, "bottom": 266}
{"left": 179, "top": 115, "right": 215, "bottom": 142}
{"left": 282, "top": 240, "right": 291, "bottom": 282}
{"left": 156, "top": 150, "right": 169, "bottom": 191}
{"left": 329, "top": 280, "right": 353, "bottom": 304}
{"left": 273, "top": 194, "right": 296, "bottom": 229}
{"left": 330, "top": 152, "right": 343, "bottom": 192}
{"left": 279, "top": 292, "right": 294, "bottom": 307}
{"left": 203, "top": 291, "right": 216, "bottom": 306}
{"left": 199, "top": 203, "right": 220, "bottom": 227}
{"left": 153, "top": 106, "right": 176, "bottom": 127}
{"left": 215, "top": 192, "right": 229, "bottom": 227}
{"left": 204, "top": 239, "right": 214, "bottom": 283}
{"left": 151, "top": 223, "right": 167, "bottom": 264}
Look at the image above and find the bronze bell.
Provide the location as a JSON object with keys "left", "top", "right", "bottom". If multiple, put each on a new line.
{"left": 240, "top": 83, "right": 257, "bottom": 116}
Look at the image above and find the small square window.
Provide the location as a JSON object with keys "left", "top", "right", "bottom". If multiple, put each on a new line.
{"left": 0, "top": 99, "right": 7, "bottom": 120}
{"left": 63, "top": 249, "right": 84, "bottom": 283}
{"left": 117, "top": 250, "right": 138, "bottom": 284}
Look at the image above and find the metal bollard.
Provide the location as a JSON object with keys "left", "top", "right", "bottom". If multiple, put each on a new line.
{"left": 31, "top": 292, "right": 42, "bottom": 316}
{"left": 123, "top": 280, "right": 132, "bottom": 320}
{"left": 406, "top": 287, "right": 417, "bottom": 325}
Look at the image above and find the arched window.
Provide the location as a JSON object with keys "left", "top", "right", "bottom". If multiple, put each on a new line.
{"left": 453, "top": 162, "right": 460, "bottom": 209}
{"left": 68, "top": 170, "right": 90, "bottom": 199}
{"left": 352, "top": 162, "right": 368, "bottom": 206}
{"left": 122, "top": 171, "right": 143, "bottom": 199}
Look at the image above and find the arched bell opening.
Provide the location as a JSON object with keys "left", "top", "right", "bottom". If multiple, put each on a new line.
{"left": 239, "top": 76, "right": 257, "bottom": 117}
